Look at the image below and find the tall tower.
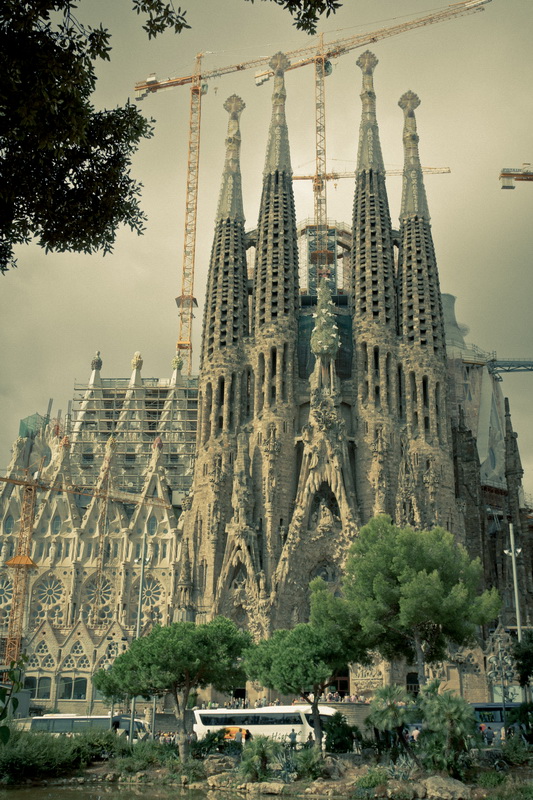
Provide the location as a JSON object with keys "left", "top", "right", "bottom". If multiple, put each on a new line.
{"left": 396, "top": 91, "right": 460, "bottom": 534}
{"left": 183, "top": 95, "right": 249, "bottom": 621}
{"left": 351, "top": 51, "right": 400, "bottom": 521}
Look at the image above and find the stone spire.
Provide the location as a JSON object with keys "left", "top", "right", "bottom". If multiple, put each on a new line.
{"left": 397, "top": 91, "right": 444, "bottom": 353}
{"left": 252, "top": 52, "right": 299, "bottom": 335}
{"left": 263, "top": 52, "right": 292, "bottom": 176}
{"left": 351, "top": 51, "right": 395, "bottom": 330}
{"left": 356, "top": 51, "right": 385, "bottom": 173}
{"left": 399, "top": 91, "right": 430, "bottom": 220}
{"left": 216, "top": 95, "right": 246, "bottom": 222}
{"left": 200, "top": 95, "right": 249, "bottom": 367}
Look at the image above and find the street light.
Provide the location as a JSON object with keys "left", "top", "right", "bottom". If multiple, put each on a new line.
{"left": 504, "top": 523, "right": 523, "bottom": 643}
{"left": 486, "top": 632, "right": 516, "bottom": 729}
{"left": 129, "top": 528, "right": 148, "bottom": 744}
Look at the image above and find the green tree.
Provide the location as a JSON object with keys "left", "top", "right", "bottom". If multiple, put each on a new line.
{"left": 416, "top": 681, "right": 476, "bottom": 778}
{"left": 513, "top": 630, "right": 533, "bottom": 689}
{"left": 245, "top": 580, "right": 368, "bottom": 750}
{"left": 343, "top": 516, "right": 500, "bottom": 686}
{"left": 93, "top": 617, "right": 251, "bottom": 759}
{"left": 1, "top": 1, "right": 340, "bottom": 274}
{"left": 367, "top": 684, "right": 421, "bottom": 766}
{"left": 0, "top": 655, "right": 27, "bottom": 744}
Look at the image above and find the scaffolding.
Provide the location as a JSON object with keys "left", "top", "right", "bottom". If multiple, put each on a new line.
{"left": 70, "top": 376, "right": 198, "bottom": 499}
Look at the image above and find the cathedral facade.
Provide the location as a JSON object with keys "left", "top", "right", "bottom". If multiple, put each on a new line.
{"left": 0, "top": 51, "right": 531, "bottom": 711}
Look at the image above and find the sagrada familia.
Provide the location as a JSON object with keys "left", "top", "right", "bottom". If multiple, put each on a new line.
{"left": 1, "top": 51, "right": 531, "bottom": 711}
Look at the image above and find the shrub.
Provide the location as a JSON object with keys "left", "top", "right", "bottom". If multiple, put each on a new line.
{"left": 239, "top": 736, "right": 283, "bottom": 782}
{"left": 293, "top": 746, "right": 326, "bottom": 780}
{"left": 490, "top": 779, "right": 533, "bottom": 800}
{"left": 323, "top": 710, "right": 361, "bottom": 753}
{"left": 476, "top": 771, "right": 507, "bottom": 788}
{"left": 190, "top": 728, "right": 226, "bottom": 759}
{"left": 172, "top": 756, "right": 206, "bottom": 782}
{"left": 355, "top": 766, "right": 388, "bottom": 788}
{"left": 502, "top": 735, "right": 530, "bottom": 765}
{"left": 111, "top": 739, "right": 179, "bottom": 774}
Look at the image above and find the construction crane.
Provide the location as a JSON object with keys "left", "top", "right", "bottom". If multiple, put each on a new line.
{"left": 293, "top": 166, "right": 451, "bottom": 181}
{"left": 135, "top": 0, "right": 492, "bottom": 372}
{"left": 500, "top": 163, "right": 533, "bottom": 189}
{"left": 0, "top": 464, "right": 170, "bottom": 669}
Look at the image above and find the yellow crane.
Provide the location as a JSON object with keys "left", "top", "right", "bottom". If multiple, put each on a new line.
{"left": 135, "top": 0, "right": 492, "bottom": 372}
{"left": 500, "top": 163, "right": 533, "bottom": 189}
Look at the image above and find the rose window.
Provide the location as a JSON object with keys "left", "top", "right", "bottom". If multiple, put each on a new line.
{"left": 142, "top": 577, "right": 162, "bottom": 605}
{"left": 30, "top": 578, "right": 64, "bottom": 627}
{"left": 36, "top": 577, "right": 63, "bottom": 605}
{"left": 85, "top": 578, "right": 113, "bottom": 606}
{"left": 0, "top": 576, "right": 12, "bottom": 605}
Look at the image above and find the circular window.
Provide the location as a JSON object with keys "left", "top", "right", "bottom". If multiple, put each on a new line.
{"left": 36, "top": 577, "right": 64, "bottom": 605}
{"left": 0, "top": 576, "right": 13, "bottom": 604}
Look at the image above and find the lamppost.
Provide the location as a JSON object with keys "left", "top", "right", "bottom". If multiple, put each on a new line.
{"left": 504, "top": 523, "right": 523, "bottom": 643}
{"left": 486, "top": 631, "right": 516, "bottom": 729}
{"left": 129, "top": 528, "right": 147, "bottom": 744}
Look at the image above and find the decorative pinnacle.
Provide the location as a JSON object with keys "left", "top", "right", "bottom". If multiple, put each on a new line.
{"left": 356, "top": 50, "right": 378, "bottom": 75}
{"left": 91, "top": 350, "right": 102, "bottom": 371}
{"left": 270, "top": 52, "right": 290, "bottom": 73}
{"left": 356, "top": 50, "right": 384, "bottom": 172}
{"left": 399, "top": 90, "right": 421, "bottom": 115}
{"left": 131, "top": 351, "right": 143, "bottom": 370}
{"left": 223, "top": 94, "right": 245, "bottom": 116}
{"left": 216, "top": 94, "right": 245, "bottom": 222}
{"left": 399, "top": 90, "right": 429, "bottom": 220}
{"left": 172, "top": 353, "right": 183, "bottom": 371}
{"left": 264, "top": 52, "right": 292, "bottom": 175}
{"left": 311, "top": 279, "right": 340, "bottom": 359}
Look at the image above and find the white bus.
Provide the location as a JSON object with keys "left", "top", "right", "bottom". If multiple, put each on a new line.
{"left": 193, "top": 704, "right": 336, "bottom": 743}
{"left": 15, "top": 713, "right": 149, "bottom": 738}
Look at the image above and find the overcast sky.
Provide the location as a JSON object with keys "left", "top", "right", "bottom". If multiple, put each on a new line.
{"left": 1, "top": 0, "right": 532, "bottom": 495}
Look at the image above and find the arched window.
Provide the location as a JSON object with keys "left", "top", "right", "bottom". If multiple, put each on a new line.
{"left": 51, "top": 515, "right": 61, "bottom": 535}
{"left": 147, "top": 515, "right": 157, "bottom": 536}
{"left": 3, "top": 515, "right": 14, "bottom": 535}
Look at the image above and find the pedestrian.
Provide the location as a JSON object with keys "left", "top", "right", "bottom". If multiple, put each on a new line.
{"left": 306, "top": 732, "right": 314, "bottom": 748}
{"left": 235, "top": 729, "right": 243, "bottom": 744}
{"left": 289, "top": 729, "right": 297, "bottom": 749}
{"left": 412, "top": 727, "right": 420, "bottom": 743}
{"left": 485, "top": 726, "right": 494, "bottom": 746}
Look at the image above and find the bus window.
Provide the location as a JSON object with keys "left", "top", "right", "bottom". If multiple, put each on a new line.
{"left": 52, "top": 719, "right": 74, "bottom": 733}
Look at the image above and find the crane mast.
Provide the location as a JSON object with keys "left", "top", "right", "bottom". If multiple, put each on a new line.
{"left": 134, "top": 0, "right": 492, "bottom": 368}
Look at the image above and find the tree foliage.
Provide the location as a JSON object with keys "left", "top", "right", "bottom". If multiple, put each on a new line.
{"left": 0, "top": 1, "right": 194, "bottom": 273}
{"left": 245, "top": 579, "right": 368, "bottom": 748}
{"left": 513, "top": 630, "right": 533, "bottom": 687}
{"left": 343, "top": 516, "right": 501, "bottom": 684}
{"left": 93, "top": 617, "right": 251, "bottom": 758}
{"left": 1, "top": 0, "right": 340, "bottom": 273}
{"left": 0, "top": 655, "right": 27, "bottom": 744}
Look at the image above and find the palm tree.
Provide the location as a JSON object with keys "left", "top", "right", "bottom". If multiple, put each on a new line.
{"left": 368, "top": 685, "right": 422, "bottom": 767}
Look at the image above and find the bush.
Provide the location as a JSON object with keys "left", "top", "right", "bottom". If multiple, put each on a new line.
{"left": 171, "top": 756, "right": 206, "bottom": 782}
{"left": 355, "top": 766, "right": 388, "bottom": 788}
{"left": 0, "top": 729, "right": 132, "bottom": 783}
{"left": 293, "top": 746, "right": 326, "bottom": 780}
{"left": 323, "top": 710, "right": 361, "bottom": 753}
{"left": 111, "top": 739, "right": 179, "bottom": 774}
{"left": 476, "top": 771, "right": 507, "bottom": 788}
{"left": 490, "top": 779, "right": 533, "bottom": 800}
{"left": 239, "top": 736, "right": 283, "bottom": 782}
{"left": 190, "top": 729, "right": 226, "bottom": 759}
{"left": 502, "top": 735, "right": 530, "bottom": 765}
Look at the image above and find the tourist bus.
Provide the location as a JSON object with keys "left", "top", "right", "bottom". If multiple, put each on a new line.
{"left": 470, "top": 702, "right": 521, "bottom": 733}
{"left": 15, "top": 713, "right": 150, "bottom": 738}
{"left": 192, "top": 704, "right": 336, "bottom": 742}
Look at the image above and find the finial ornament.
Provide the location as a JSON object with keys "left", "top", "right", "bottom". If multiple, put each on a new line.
{"left": 223, "top": 94, "right": 245, "bottom": 116}
{"left": 356, "top": 50, "right": 378, "bottom": 75}
{"left": 60, "top": 435, "right": 70, "bottom": 449}
{"left": 172, "top": 353, "right": 183, "bottom": 371}
{"left": 269, "top": 52, "right": 290, "bottom": 73}
{"left": 91, "top": 350, "right": 102, "bottom": 371}
{"left": 399, "top": 90, "right": 421, "bottom": 114}
{"left": 131, "top": 351, "right": 143, "bottom": 370}
{"left": 311, "top": 279, "right": 340, "bottom": 359}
